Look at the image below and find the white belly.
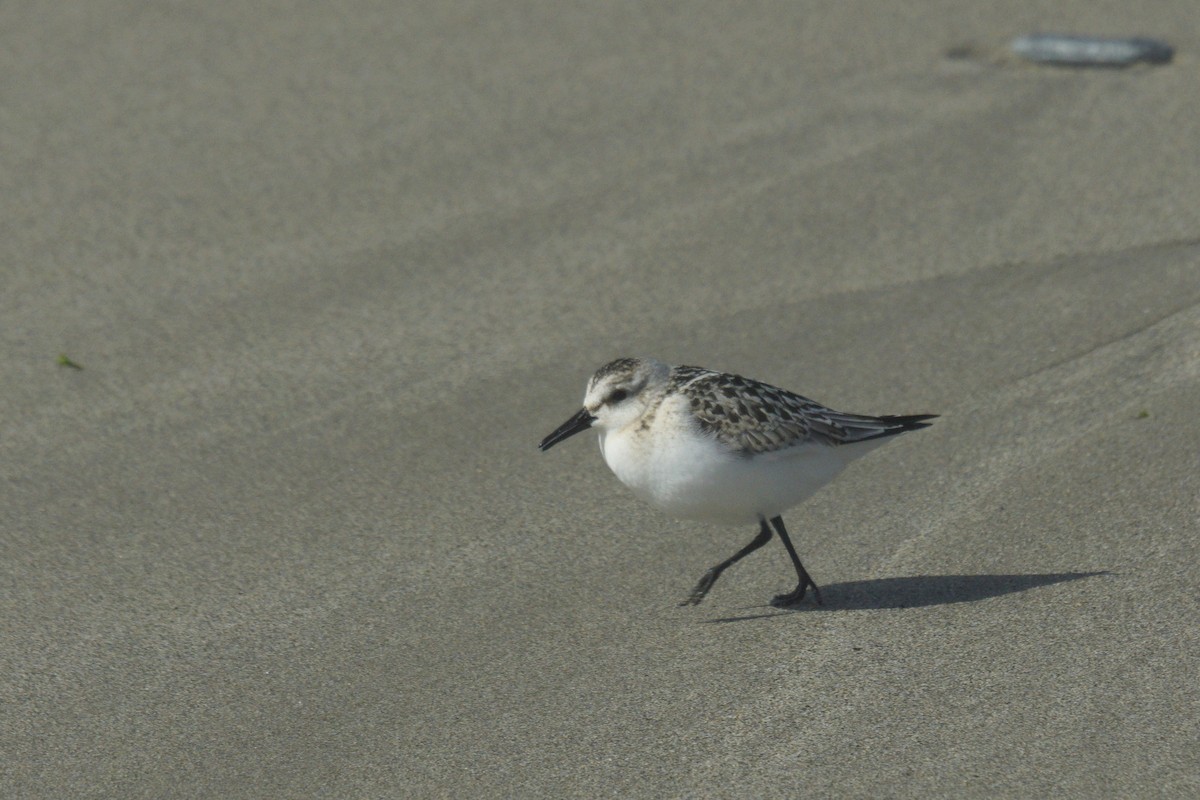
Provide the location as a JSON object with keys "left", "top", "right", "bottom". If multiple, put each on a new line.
{"left": 598, "top": 425, "right": 873, "bottom": 526}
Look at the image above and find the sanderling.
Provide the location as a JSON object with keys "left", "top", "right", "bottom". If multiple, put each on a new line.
{"left": 539, "top": 357, "right": 936, "bottom": 608}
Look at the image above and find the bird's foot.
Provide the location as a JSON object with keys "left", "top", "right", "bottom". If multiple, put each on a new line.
{"left": 679, "top": 569, "right": 719, "bottom": 606}
{"left": 770, "top": 579, "right": 824, "bottom": 609}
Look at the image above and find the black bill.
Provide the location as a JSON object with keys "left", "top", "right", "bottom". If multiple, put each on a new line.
{"left": 539, "top": 408, "right": 596, "bottom": 451}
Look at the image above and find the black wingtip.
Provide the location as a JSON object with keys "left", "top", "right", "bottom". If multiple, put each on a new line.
{"left": 847, "top": 414, "right": 938, "bottom": 443}
{"left": 879, "top": 413, "right": 939, "bottom": 432}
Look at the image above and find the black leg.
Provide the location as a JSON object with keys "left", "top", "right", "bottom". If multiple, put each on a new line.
{"left": 768, "top": 515, "right": 823, "bottom": 607}
{"left": 679, "top": 518, "right": 773, "bottom": 606}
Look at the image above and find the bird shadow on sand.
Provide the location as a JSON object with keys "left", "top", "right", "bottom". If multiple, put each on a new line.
{"left": 701, "top": 571, "right": 1109, "bottom": 623}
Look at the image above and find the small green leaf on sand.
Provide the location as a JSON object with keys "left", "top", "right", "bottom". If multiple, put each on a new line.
{"left": 57, "top": 353, "right": 84, "bottom": 370}
{"left": 1136, "top": 409, "right": 1149, "bottom": 419}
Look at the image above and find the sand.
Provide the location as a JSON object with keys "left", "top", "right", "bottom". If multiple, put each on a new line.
{"left": 3, "top": 2, "right": 1198, "bottom": 797}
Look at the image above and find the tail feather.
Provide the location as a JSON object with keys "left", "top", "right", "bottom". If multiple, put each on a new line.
{"left": 879, "top": 413, "right": 939, "bottom": 429}
{"left": 847, "top": 413, "right": 938, "bottom": 443}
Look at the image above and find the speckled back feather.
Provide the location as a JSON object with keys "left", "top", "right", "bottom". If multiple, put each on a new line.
{"left": 669, "top": 365, "right": 933, "bottom": 456}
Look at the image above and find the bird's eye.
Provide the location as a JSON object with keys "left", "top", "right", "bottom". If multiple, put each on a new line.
{"left": 608, "top": 389, "right": 628, "bottom": 404}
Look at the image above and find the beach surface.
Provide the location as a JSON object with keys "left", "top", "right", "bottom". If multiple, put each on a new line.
{"left": 3, "top": 2, "right": 1198, "bottom": 797}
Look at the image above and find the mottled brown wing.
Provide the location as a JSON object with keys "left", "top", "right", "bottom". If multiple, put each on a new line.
{"left": 672, "top": 366, "right": 930, "bottom": 456}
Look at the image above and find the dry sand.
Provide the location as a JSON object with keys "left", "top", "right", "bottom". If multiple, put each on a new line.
{"left": 3, "top": 2, "right": 1198, "bottom": 797}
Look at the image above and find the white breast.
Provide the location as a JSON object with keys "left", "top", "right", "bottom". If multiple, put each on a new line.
{"left": 596, "top": 396, "right": 869, "bottom": 526}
